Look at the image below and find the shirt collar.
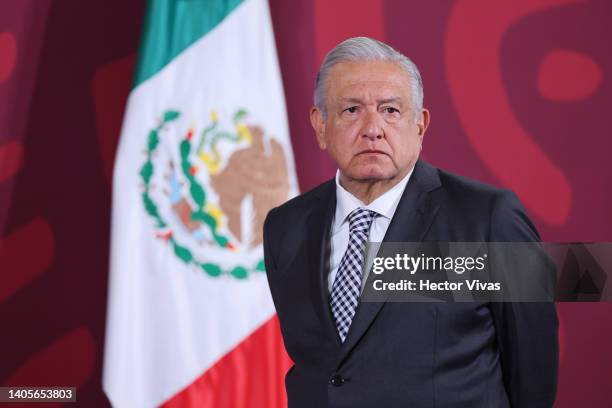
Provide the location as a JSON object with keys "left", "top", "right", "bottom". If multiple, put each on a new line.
{"left": 333, "top": 167, "right": 414, "bottom": 231}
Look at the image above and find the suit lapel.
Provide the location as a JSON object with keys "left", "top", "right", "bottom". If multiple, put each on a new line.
{"left": 305, "top": 181, "right": 342, "bottom": 347}
{"left": 335, "top": 160, "right": 443, "bottom": 367}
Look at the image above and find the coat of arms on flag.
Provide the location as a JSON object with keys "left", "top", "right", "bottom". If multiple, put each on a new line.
{"left": 141, "top": 108, "right": 290, "bottom": 279}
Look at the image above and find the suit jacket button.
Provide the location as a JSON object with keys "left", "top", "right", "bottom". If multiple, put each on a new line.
{"left": 330, "top": 374, "right": 344, "bottom": 387}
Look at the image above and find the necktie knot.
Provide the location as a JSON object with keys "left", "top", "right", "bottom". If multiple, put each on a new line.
{"left": 348, "top": 208, "right": 376, "bottom": 234}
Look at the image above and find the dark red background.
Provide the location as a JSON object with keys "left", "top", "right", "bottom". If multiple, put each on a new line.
{"left": 1, "top": 0, "right": 610, "bottom": 406}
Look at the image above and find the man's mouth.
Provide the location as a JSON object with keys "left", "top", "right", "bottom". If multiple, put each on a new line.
{"left": 357, "top": 149, "right": 387, "bottom": 156}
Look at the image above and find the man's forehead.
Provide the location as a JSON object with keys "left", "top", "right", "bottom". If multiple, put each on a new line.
{"left": 329, "top": 60, "right": 408, "bottom": 80}
{"left": 327, "top": 60, "right": 411, "bottom": 96}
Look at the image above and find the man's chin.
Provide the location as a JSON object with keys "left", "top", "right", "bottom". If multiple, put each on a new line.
{"left": 344, "top": 166, "right": 397, "bottom": 182}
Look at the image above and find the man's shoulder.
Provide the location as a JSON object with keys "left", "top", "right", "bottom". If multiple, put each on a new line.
{"left": 265, "top": 179, "right": 335, "bottom": 227}
{"left": 424, "top": 162, "right": 538, "bottom": 241}
{"left": 420, "top": 162, "right": 518, "bottom": 210}
{"left": 435, "top": 165, "right": 506, "bottom": 199}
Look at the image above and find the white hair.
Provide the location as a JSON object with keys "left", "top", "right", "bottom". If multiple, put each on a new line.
{"left": 314, "top": 37, "right": 424, "bottom": 120}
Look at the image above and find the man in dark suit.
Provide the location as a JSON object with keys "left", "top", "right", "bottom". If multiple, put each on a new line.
{"left": 263, "top": 37, "right": 558, "bottom": 407}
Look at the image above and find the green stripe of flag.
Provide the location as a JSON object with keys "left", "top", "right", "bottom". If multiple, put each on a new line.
{"left": 133, "top": 0, "right": 243, "bottom": 88}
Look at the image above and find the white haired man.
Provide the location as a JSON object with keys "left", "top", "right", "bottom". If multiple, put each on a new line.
{"left": 264, "top": 37, "right": 558, "bottom": 408}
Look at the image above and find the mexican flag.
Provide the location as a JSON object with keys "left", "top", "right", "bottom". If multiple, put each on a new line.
{"left": 103, "top": 0, "right": 297, "bottom": 406}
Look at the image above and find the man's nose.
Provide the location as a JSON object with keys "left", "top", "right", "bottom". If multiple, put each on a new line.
{"left": 361, "top": 111, "right": 384, "bottom": 140}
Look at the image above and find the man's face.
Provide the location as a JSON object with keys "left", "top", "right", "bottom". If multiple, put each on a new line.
{"left": 311, "top": 60, "right": 429, "bottom": 183}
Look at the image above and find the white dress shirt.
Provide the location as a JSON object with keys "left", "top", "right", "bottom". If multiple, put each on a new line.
{"left": 327, "top": 168, "right": 414, "bottom": 293}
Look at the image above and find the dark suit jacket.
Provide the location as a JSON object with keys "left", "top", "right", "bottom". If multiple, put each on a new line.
{"left": 263, "top": 160, "right": 558, "bottom": 408}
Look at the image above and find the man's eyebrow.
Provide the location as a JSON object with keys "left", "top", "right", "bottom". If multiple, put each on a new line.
{"left": 338, "top": 97, "right": 403, "bottom": 105}
{"left": 377, "top": 97, "right": 402, "bottom": 105}
{"left": 338, "top": 97, "right": 364, "bottom": 105}
{"left": 340, "top": 96, "right": 402, "bottom": 105}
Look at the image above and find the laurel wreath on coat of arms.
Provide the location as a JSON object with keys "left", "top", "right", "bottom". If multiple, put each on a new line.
{"left": 139, "top": 109, "right": 290, "bottom": 279}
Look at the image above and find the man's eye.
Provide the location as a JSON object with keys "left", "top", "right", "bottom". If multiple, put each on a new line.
{"left": 384, "top": 107, "right": 400, "bottom": 114}
{"left": 344, "top": 106, "right": 358, "bottom": 113}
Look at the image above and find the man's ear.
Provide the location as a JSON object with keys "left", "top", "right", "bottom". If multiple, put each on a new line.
{"left": 310, "top": 106, "right": 327, "bottom": 150}
{"left": 416, "top": 108, "right": 430, "bottom": 143}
